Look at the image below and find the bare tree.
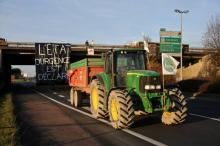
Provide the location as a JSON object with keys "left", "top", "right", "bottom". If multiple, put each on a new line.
{"left": 202, "top": 15, "right": 220, "bottom": 79}
{"left": 202, "top": 15, "right": 220, "bottom": 50}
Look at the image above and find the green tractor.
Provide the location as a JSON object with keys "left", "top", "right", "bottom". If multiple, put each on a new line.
{"left": 90, "top": 48, "right": 188, "bottom": 129}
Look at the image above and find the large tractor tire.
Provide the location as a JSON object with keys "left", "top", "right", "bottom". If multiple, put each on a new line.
{"left": 162, "top": 88, "right": 188, "bottom": 125}
{"left": 108, "top": 90, "right": 135, "bottom": 129}
{"left": 70, "top": 88, "right": 82, "bottom": 108}
{"left": 90, "top": 79, "right": 108, "bottom": 118}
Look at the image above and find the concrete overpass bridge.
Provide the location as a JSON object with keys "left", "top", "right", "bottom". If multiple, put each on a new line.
{"left": 0, "top": 38, "right": 215, "bottom": 87}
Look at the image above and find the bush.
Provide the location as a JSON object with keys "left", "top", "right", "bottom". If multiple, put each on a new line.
{"left": 0, "top": 93, "right": 20, "bottom": 146}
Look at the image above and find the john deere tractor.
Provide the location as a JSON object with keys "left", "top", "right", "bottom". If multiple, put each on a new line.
{"left": 90, "top": 48, "right": 188, "bottom": 129}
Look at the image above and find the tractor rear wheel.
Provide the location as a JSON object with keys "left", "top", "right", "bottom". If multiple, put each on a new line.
{"left": 108, "top": 90, "right": 135, "bottom": 129}
{"left": 90, "top": 79, "right": 108, "bottom": 118}
{"left": 70, "top": 88, "right": 82, "bottom": 108}
{"left": 162, "top": 88, "right": 188, "bottom": 125}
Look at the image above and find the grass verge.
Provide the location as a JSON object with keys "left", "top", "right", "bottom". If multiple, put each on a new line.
{"left": 0, "top": 93, "right": 20, "bottom": 146}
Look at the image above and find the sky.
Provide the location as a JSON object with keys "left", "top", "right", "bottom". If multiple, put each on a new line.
{"left": 1, "top": 0, "right": 220, "bottom": 76}
{"left": 1, "top": 0, "right": 219, "bottom": 47}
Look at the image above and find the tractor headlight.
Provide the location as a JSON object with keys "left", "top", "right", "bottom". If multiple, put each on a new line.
{"left": 156, "top": 85, "right": 161, "bottom": 90}
{"left": 145, "top": 85, "right": 150, "bottom": 90}
{"left": 145, "top": 85, "right": 155, "bottom": 90}
{"left": 145, "top": 85, "right": 160, "bottom": 90}
{"left": 149, "top": 85, "right": 155, "bottom": 90}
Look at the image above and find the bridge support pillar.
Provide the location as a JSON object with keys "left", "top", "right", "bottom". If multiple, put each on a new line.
{"left": 1, "top": 50, "right": 11, "bottom": 89}
{"left": 0, "top": 49, "right": 2, "bottom": 70}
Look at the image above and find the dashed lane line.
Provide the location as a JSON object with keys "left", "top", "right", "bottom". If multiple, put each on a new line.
{"left": 189, "top": 113, "right": 220, "bottom": 122}
{"left": 51, "top": 89, "right": 68, "bottom": 99}
{"left": 33, "top": 89, "right": 167, "bottom": 146}
{"left": 58, "top": 95, "right": 65, "bottom": 98}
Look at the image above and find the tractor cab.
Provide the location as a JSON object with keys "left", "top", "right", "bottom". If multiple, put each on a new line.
{"left": 104, "top": 49, "right": 147, "bottom": 87}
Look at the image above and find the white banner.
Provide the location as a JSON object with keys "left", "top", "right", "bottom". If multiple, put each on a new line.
{"left": 143, "top": 35, "right": 150, "bottom": 53}
{"left": 162, "top": 53, "right": 179, "bottom": 75}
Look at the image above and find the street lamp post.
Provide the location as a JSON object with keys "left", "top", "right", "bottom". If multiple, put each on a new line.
{"left": 174, "top": 9, "right": 189, "bottom": 81}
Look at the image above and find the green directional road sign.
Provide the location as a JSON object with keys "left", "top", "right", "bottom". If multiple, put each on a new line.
{"left": 160, "top": 30, "right": 182, "bottom": 53}
{"left": 160, "top": 43, "right": 181, "bottom": 53}
{"left": 160, "top": 37, "right": 181, "bottom": 43}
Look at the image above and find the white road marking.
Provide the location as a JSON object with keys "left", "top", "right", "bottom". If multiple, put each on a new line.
{"left": 53, "top": 92, "right": 57, "bottom": 95}
{"left": 33, "top": 89, "right": 167, "bottom": 146}
{"left": 58, "top": 95, "right": 65, "bottom": 98}
{"left": 189, "top": 113, "right": 220, "bottom": 122}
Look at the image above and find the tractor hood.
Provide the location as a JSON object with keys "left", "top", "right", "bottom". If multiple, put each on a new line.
{"left": 127, "top": 70, "right": 160, "bottom": 77}
{"left": 126, "top": 70, "right": 160, "bottom": 90}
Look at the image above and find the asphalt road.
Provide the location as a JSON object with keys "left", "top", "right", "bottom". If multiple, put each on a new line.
{"left": 12, "top": 83, "right": 220, "bottom": 146}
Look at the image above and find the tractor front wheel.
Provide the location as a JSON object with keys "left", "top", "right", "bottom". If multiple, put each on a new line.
{"left": 108, "top": 90, "right": 135, "bottom": 129}
{"left": 162, "top": 88, "right": 188, "bottom": 125}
